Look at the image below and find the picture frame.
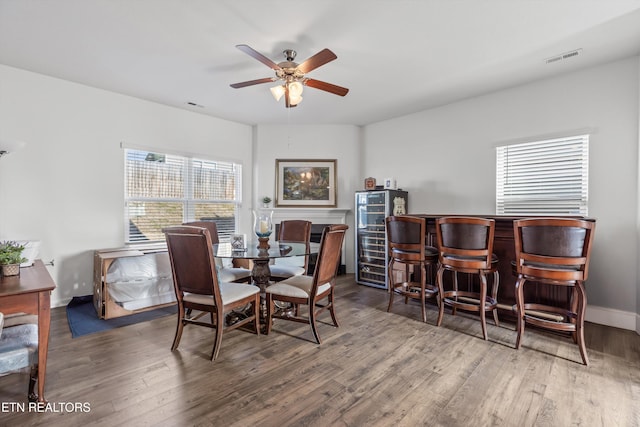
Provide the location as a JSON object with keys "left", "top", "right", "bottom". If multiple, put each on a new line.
{"left": 384, "top": 177, "right": 397, "bottom": 190}
{"left": 231, "top": 233, "right": 246, "bottom": 251}
{"left": 275, "top": 159, "right": 337, "bottom": 207}
{"left": 364, "top": 177, "right": 376, "bottom": 191}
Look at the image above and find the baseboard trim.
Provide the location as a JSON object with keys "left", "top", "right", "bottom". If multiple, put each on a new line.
{"left": 586, "top": 304, "right": 637, "bottom": 332}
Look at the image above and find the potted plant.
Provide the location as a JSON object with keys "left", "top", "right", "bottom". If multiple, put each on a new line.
{"left": 262, "top": 196, "right": 272, "bottom": 208}
{"left": 0, "top": 241, "right": 27, "bottom": 277}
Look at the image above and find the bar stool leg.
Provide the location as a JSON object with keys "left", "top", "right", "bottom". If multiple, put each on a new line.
{"left": 570, "top": 286, "right": 579, "bottom": 344}
{"left": 451, "top": 272, "right": 458, "bottom": 316}
{"left": 405, "top": 264, "right": 411, "bottom": 304}
{"left": 420, "top": 264, "right": 427, "bottom": 323}
{"left": 491, "top": 270, "right": 500, "bottom": 327}
{"left": 479, "top": 273, "right": 488, "bottom": 341}
{"left": 387, "top": 259, "right": 396, "bottom": 313}
{"left": 436, "top": 267, "right": 446, "bottom": 327}
{"left": 576, "top": 280, "right": 589, "bottom": 365}
{"left": 515, "top": 275, "right": 526, "bottom": 349}
{"left": 428, "top": 262, "right": 440, "bottom": 308}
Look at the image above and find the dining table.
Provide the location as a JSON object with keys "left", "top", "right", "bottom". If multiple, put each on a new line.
{"left": 213, "top": 240, "right": 319, "bottom": 292}
{"left": 214, "top": 240, "right": 319, "bottom": 327}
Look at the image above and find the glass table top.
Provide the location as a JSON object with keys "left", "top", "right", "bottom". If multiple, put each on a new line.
{"left": 213, "top": 241, "right": 319, "bottom": 260}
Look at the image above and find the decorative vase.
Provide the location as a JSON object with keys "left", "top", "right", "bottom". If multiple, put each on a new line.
{"left": 253, "top": 209, "right": 273, "bottom": 249}
{"left": 1, "top": 264, "right": 20, "bottom": 277}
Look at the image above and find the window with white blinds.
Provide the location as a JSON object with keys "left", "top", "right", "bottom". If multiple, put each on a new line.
{"left": 496, "top": 134, "right": 589, "bottom": 215}
{"left": 124, "top": 149, "right": 242, "bottom": 243}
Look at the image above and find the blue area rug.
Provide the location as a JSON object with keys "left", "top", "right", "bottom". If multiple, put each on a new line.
{"left": 66, "top": 295, "right": 177, "bottom": 338}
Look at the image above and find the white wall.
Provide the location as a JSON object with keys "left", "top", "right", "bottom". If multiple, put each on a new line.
{"left": 0, "top": 64, "right": 253, "bottom": 307}
{"left": 637, "top": 55, "right": 640, "bottom": 335}
{"left": 363, "top": 57, "right": 640, "bottom": 330}
{"left": 253, "top": 124, "right": 361, "bottom": 273}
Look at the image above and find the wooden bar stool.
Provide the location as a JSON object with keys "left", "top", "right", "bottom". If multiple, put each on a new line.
{"left": 435, "top": 217, "right": 499, "bottom": 340}
{"left": 386, "top": 216, "right": 439, "bottom": 323}
{"left": 513, "top": 218, "right": 595, "bottom": 365}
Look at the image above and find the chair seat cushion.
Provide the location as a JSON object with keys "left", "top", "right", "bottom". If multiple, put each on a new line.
{"left": 425, "top": 245, "right": 438, "bottom": 256}
{"left": 269, "top": 264, "right": 306, "bottom": 278}
{"left": 184, "top": 282, "right": 259, "bottom": 306}
{"left": 0, "top": 323, "right": 38, "bottom": 373}
{"left": 445, "top": 253, "right": 498, "bottom": 263}
{"left": 391, "top": 245, "right": 438, "bottom": 261}
{"left": 511, "top": 260, "right": 581, "bottom": 273}
{"left": 266, "top": 275, "right": 331, "bottom": 299}
{"left": 217, "top": 267, "right": 252, "bottom": 283}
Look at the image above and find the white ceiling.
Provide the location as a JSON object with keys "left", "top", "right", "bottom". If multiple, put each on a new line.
{"left": 2, "top": 1, "right": 640, "bottom": 126}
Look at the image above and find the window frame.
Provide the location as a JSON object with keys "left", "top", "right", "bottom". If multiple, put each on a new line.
{"left": 496, "top": 134, "right": 589, "bottom": 216}
{"left": 123, "top": 147, "right": 243, "bottom": 244}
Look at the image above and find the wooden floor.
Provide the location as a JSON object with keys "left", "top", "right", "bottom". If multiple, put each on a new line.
{"left": 1, "top": 274, "right": 639, "bottom": 426}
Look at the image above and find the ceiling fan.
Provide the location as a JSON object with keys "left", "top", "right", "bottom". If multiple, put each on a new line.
{"left": 230, "top": 44, "right": 349, "bottom": 108}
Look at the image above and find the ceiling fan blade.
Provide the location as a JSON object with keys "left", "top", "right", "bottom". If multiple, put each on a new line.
{"left": 230, "top": 77, "right": 276, "bottom": 88}
{"left": 236, "top": 44, "right": 281, "bottom": 70}
{"left": 296, "top": 49, "right": 337, "bottom": 74}
{"left": 304, "top": 78, "right": 349, "bottom": 96}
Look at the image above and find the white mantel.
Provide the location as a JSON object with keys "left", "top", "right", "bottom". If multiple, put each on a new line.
{"left": 270, "top": 208, "right": 350, "bottom": 225}
{"left": 269, "top": 208, "right": 351, "bottom": 270}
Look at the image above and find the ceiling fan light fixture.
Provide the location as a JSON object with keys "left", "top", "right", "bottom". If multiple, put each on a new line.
{"left": 270, "top": 85, "right": 285, "bottom": 101}
{"left": 288, "top": 81, "right": 303, "bottom": 96}
{"left": 288, "top": 81, "right": 303, "bottom": 106}
{"left": 289, "top": 95, "right": 303, "bottom": 106}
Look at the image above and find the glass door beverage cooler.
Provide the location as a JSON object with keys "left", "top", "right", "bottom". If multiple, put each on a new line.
{"left": 355, "top": 189, "right": 408, "bottom": 289}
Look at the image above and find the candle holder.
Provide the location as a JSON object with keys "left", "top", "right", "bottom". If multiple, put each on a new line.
{"left": 257, "top": 236, "right": 270, "bottom": 249}
{"left": 253, "top": 209, "right": 273, "bottom": 249}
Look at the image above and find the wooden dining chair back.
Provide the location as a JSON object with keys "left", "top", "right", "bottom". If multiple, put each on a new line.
{"left": 270, "top": 220, "right": 312, "bottom": 281}
{"left": 435, "top": 216, "right": 500, "bottom": 340}
{"left": 0, "top": 312, "right": 39, "bottom": 402}
{"left": 385, "top": 215, "right": 438, "bottom": 323}
{"left": 164, "top": 225, "right": 260, "bottom": 361}
{"left": 513, "top": 218, "right": 595, "bottom": 365}
{"left": 182, "top": 221, "right": 220, "bottom": 244}
{"left": 265, "top": 224, "right": 348, "bottom": 344}
{"left": 182, "top": 221, "right": 252, "bottom": 283}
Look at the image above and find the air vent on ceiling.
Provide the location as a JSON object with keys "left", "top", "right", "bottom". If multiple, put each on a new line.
{"left": 545, "top": 48, "right": 582, "bottom": 64}
{"left": 186, "top": 101, "right": 204, "bottom": 108}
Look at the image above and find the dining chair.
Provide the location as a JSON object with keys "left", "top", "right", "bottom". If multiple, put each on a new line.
{"left": 269, "top": 220, "right": 312, "bottom": 281}
{"left": 435, "top": 216, "right": 500, "bottom": 340}
{"left": 182, "top": 221, "right": 252, "bottom": 283}
{"left": 513, "top": 218, "right": 595, "bottom": 365}
{"left": 385, "top": 215, "right": 439, "bottom": 323}
{"left": 0, "top": 312, "right": 39, "bottom": 402}
{"left": 265, "top": 224, "right": 348, "bottom": 344}
{"left": 164, "top": 225, "right": 260, "bottom": 361}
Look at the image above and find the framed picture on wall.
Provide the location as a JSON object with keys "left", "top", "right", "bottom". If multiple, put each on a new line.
{"left": 275, "top": 159, "right": 337, "bottom": 207}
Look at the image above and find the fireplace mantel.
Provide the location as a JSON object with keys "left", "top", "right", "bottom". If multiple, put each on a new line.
{"left": 269, "top": 208, "right": 351, "bottom": 274}
{"left": 270, "top": 208, "right": 350, "bottom": 225}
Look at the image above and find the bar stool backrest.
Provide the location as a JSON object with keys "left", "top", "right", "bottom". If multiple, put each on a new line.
{"left": 436, "top": 217, "right": 495, "bottom": 270}
{"left": 514, "top": 218, "right": 595, "bottom": 282}
{"left": 386, "top": 216, "right": 426, "bottom": 263}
